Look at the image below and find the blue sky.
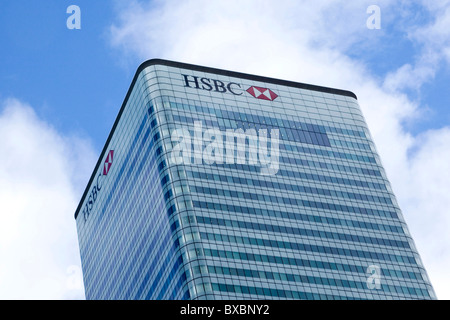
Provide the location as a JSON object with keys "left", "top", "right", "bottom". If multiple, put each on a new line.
{"left": 0, "top": 0, "right": 449, "bottom": 300}
{"left": 0, "top": 1, "right": 133, "bottom": 150}
{"left": 0, "top": 1, "right": 448, "bottom": 149}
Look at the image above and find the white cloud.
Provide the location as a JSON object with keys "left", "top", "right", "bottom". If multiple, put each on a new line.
{"left": 393, "top": 127, "right": 450, "bottom": 297}
{"left": 384, "top": 1, "right": 450, "bottom": 92}
{"left": 109, "top": 0, "right": 450, "bottom": 299}
{"left": 0, "top": 98, "right": 96, "bottom": 299}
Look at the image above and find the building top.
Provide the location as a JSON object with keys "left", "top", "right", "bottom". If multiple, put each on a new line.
{"left": 74, "top": 58, "right": 357, "bottom": 220}
{"left": 136, "top": 59, "right": 357, "bottom": 99}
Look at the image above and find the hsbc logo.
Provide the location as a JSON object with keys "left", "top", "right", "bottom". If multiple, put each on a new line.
{"left": 83, "top": 150, "right": 115, "bottom": 222}
{"left": 103, "top": 150, "right": 114, "bottom": 175}
{"left": 246, "top": 86, "right": 278, "bottom": 101}
{"left": 182, "top": 74, "right": 278, "bottom": 101}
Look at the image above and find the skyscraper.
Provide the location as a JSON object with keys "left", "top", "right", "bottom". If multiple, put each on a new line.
{"left": 74, "top": 59, "right": 436, "bottom": 300}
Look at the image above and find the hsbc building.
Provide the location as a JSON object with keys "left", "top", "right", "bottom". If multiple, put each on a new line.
{"left": 74, "top": 59, "right": 436, "bottom": 300}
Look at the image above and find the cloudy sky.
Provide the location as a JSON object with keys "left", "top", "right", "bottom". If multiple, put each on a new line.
{"left": 0, "top": 0, "right": 449, "bottom": 300}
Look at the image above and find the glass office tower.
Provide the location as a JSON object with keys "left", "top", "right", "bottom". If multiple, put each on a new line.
{"left": 75, "top": 59, "right": 436, "bottom": 300}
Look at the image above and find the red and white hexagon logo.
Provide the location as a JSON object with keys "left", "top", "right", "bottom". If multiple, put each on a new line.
{"left": 103, "top": 150, "right": 114, "bottom": 176}
{"left": 246, "top": 86, "right": 278, "bottom": 101}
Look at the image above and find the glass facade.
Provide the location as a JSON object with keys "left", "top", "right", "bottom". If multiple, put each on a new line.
{"left": 75, "top": 59, "right": 436, "bottom": 300}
